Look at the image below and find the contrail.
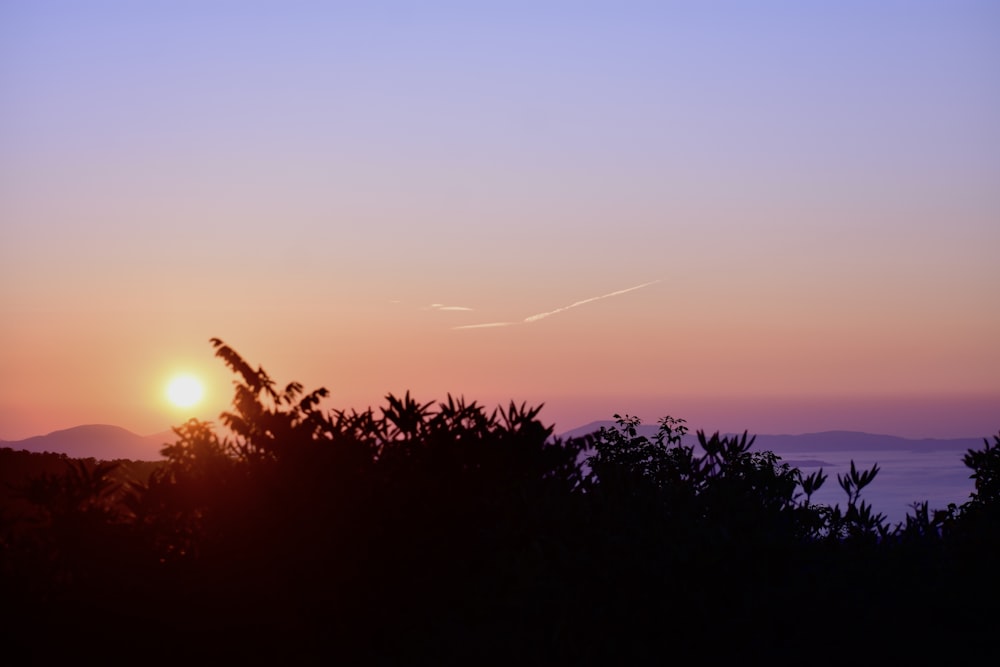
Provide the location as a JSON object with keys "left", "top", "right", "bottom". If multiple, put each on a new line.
{"left": 430, "top": 305, "right": 474, "bottom": 311}
{"left": 452, "top": 279, "right": 660, "bottom": 330}
{"left": 523, "top": 280, "right": 661, "bottom": 323}
{"left": 453, "top": 321, "right": 514, "bottom": 330}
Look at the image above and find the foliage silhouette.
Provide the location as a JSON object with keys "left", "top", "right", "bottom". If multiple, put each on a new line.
{"left": 1, "top": 341, "right": 998, "bottom": 663}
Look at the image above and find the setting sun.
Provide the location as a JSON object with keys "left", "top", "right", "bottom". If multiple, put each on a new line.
{"left": 166, "top": 375, "right": 204, "bottom": 408}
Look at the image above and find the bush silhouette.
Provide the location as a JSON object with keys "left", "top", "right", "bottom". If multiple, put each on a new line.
{"left": 2, "top": 339, "right": 998, "bottom": 663}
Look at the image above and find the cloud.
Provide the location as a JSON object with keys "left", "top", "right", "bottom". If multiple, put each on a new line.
{"left": 453, "top": 280, "right": 660, "bottom": 330}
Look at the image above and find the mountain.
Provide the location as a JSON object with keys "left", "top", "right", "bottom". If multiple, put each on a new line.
{"left": 559, "top": 421, "right": 983, "bottom": 453}
{"left": 3, "top": 421, "right": 986, "bottom": 463}
{"left": 750, "top": 431, "right": 981, "bottom": 453}
{"left": 0, "top": 424, "right": 172, "bottom": 461}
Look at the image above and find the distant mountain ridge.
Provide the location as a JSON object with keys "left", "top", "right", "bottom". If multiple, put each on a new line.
{"left": 559, "top": 421, "right": 984, "bottom": 453}
{"left": 0, "top": 424, "right": 172, "bottom": 461}
{"left": 1, "top": 422, "right": 988, "bottom": 462}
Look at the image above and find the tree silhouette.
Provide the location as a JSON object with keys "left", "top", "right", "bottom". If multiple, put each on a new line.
{"left": 2, "top": 340, "right": 998, "bottom": 663}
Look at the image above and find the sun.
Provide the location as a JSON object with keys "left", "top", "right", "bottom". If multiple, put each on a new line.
{"left": 166, "top": 375, "right": 204, "bottom": 408}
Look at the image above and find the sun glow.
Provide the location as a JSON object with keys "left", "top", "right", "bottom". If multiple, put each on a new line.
{"left": 166, "top": 375, "right": 204, "bottom": 408}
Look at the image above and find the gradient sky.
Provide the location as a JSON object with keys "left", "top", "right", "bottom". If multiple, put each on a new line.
{"left": 2, "top": 1, "right": 998, "bottom": 441}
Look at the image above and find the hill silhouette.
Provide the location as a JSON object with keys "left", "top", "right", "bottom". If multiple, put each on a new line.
{"left": 6, "top": 422, "right": 979, "bottom": 463}
{"left": 561, "top": 421, "right": 981, "bottom": 452}
{"left": 0, "top": 424, "right": 171, "bottom": 461}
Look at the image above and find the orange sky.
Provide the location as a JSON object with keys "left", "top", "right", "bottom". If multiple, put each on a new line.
{"left": 2, "top": 2, "right": 998, "bottom": 441}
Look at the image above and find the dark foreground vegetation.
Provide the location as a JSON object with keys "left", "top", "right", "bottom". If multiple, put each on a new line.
{"left": 3, "top": 340, "right": 999, "bottom": 664}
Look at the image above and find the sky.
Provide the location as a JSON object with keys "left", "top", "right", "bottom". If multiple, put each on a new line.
{"left": 2, "top": 0, "right": 998, "bottom": 441}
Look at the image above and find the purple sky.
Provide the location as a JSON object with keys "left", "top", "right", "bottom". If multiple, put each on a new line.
{"left": 1, "top": 1, "right": 998, "bottom": 440}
